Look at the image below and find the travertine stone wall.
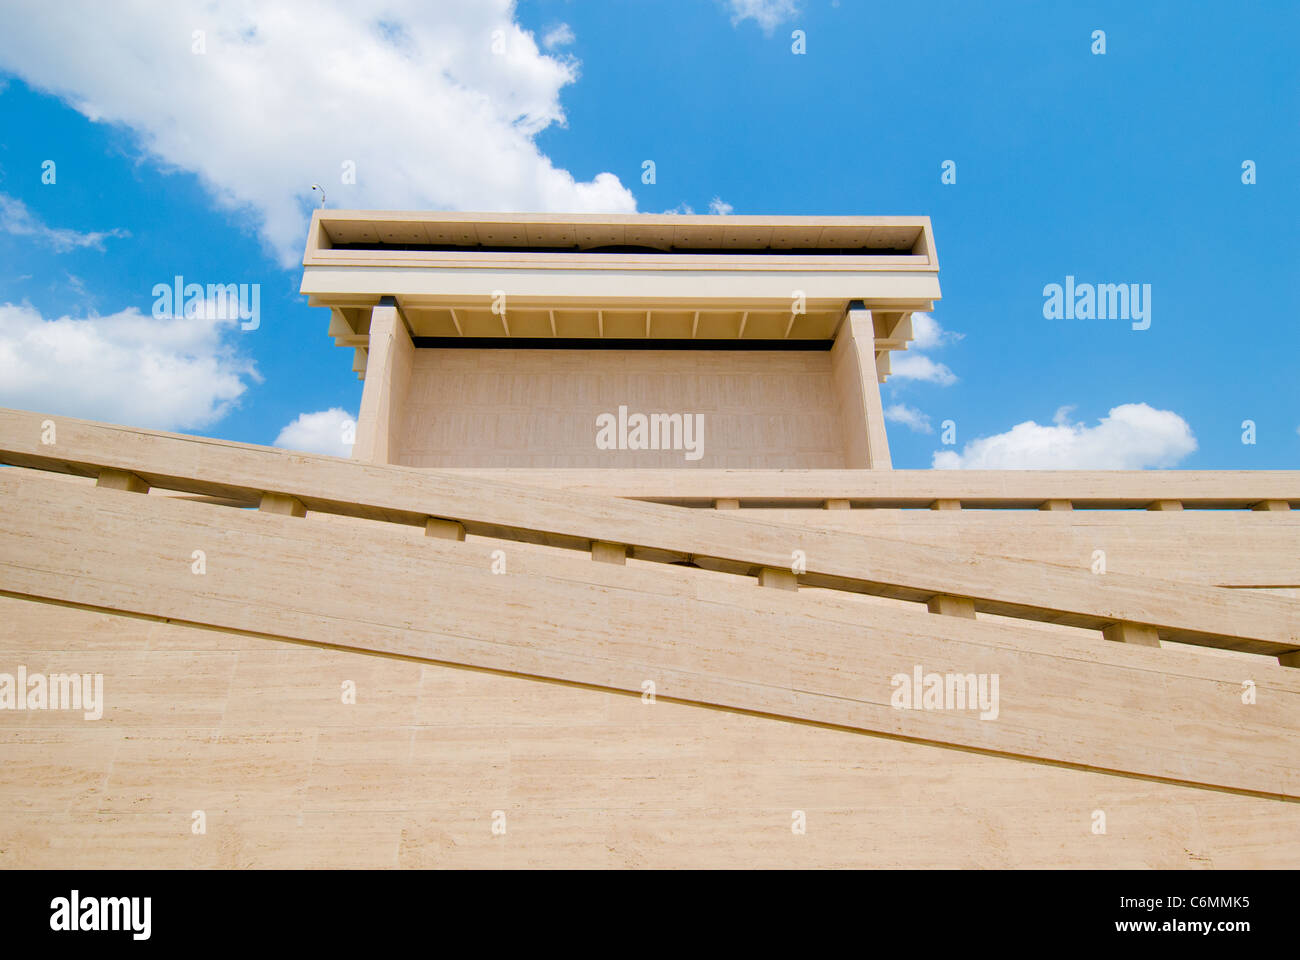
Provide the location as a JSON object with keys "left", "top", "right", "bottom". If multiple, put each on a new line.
{"left": 2, "top": 594, "right": 1298, "bottom": 869}
{"left": 395, "top": 349, "right": 846, "bottom": 468}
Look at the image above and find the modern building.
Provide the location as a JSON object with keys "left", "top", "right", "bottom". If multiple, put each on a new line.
{"left": 303, "top": 210, "right": 939, "bottom": 470}
{"left": 1, "top": 211, "right": 1297, "bottom": 867}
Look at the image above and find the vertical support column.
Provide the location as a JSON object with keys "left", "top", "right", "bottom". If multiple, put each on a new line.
{"left": 715, "top": 498, "right": 740, "bottom": 510}
{"left": 830, "top": 301, "right": 892, "bottom": 469}
{"left": 259, "top": 493, "right": 306, "bottom": 517}
{"left": 425, "top": 518, "right": 466, "bottom": 541}
{"left": 1252, "top": 500, "right": 1291, "bottom": 512}
{"left": 1103, "top": 622, "right": 1161, "bottom": 647}
{"left": 1147, "top": 500, "right": 1183, "bottom": 512}
{"left": 928, "top": 500, "right": 967, "bottom": 617}
{"left": 1039, "top": 500, "right": 1073, "bottom": 511}
{"left": 96, "top": 469, "right": 149, "bottom": 493}
{"left": 353, "top": 297, "right": 415, "bottom": 465}
{"left": 591, "top": 541, "right": 628, "bottom": 565}
{"left": 758, "top": 567, "right": 798, "bottom": 591}
{"left": 927, "top": 595, "right": 976, "bottom": 619}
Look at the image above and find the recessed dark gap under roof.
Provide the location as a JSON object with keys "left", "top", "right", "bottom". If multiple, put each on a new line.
{"left": 330, "top": 242, "right": 919, "bottom": 257}
{"left": 411, "top": 337, "right": 834, "bottom": 351}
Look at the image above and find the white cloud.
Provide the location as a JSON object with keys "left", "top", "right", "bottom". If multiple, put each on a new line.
{"left": 725, "top": 0, "right": 800, "bottom": 33}
{"left": 909, "top": 312, "right": 962, "bottom": 350}
{"left": 884, "top": 403, "right": 933, "bottom": 434}
{"left": 0, "top": 1, "right": 636, "bottom": 268}
{"left": 887, "top": 312, "right": 961, "bottom": 386}
{"left": 932, "top": 403, "right": 1197, "bottom": 470}
{"left": 0, "top": 301, "right": 257, "bottom": 429}
{"left": 0, "top": 193, "right": 128, "bottom": 252}
{"left": 274, "top": 407, "right": 355, "bottom": 457}
{"left": 890, "top": 353, "right": 957, "bottom": 386}
{"left": 542, "top": 23, "right": 575, "bottom": 50}
{"left": 666, "top": 198, "right": 734, "bottom": 216}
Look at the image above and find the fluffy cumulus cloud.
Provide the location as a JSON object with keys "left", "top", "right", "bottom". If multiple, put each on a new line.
{"left": 889, "top": 353, "right": 957, "bottom": 386}
{"left": 0, "top": 302, "right": 257, "bottom": 429}
{"left": 880, "top": 313, "right": 959, "bottom": 432}
{"left": 708, "top": 197, "right": 734, "bottom": 215}
{"left": 884, "top": 403, "right": 933, "bottom": 434}
{"left": 890, "top": 312, "right": 959, "bottom": 385}
{"left": 910, "top": 311, "right": 962, "bottom": 351}
{"left": 725, "top": 0, "right": 800, "bottom": 33}
{"left": 0, "top": 1, "right": 636, "bottom": 267}
{"left": 274, "top": 407, "right": 355, "bottom": 457}
{"left": 0, "top": 194, "right": 128, "bottom": 252}
{"left": 932, "top": 403, "right": 1197, "bottom": 470}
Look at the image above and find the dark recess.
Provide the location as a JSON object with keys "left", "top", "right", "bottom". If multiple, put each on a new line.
{"left": 411, "top": 338, "right": 834, "bottom": 350}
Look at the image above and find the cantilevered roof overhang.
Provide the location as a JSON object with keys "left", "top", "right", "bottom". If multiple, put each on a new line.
{"left": 299, "top": 211, "right": 942, "bottom": 379}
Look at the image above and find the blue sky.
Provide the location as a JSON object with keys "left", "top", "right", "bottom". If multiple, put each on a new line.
{"left": 0, "top": 0, "right": 1295, "bottom": 467}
